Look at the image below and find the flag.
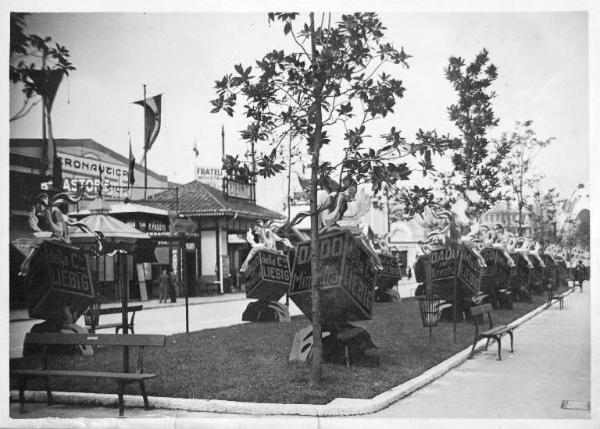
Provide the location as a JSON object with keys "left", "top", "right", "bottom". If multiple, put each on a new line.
{"left": 128, "top": 137, "right": 136, "bottom": 186}
{"left": 193, "top": 140, "right": 199, "bottom": 157}
{"left": 134, "top": 93, "right": 162, "bottom": 151}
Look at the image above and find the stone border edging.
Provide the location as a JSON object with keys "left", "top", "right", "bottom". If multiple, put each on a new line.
{"left": 10, "top": 290, "right": 569, "bottom": 417}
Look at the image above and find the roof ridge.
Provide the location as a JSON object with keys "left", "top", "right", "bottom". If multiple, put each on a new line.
{"left": 195, "top": 181, "right": 227, "bottom": 210}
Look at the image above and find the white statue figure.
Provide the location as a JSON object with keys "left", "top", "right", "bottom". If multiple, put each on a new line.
{"left": 239, "top": 219, "right": 293, "bottom": 273}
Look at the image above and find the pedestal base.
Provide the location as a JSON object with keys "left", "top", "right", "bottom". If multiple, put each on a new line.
{"left": 241, "top": 300, "right": 290, "bottom": 322}
{"left": 288, "top": 324, "right": 380, "bottom": 367}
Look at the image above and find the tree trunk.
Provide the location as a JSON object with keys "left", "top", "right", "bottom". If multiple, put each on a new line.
{"left": 309, "top": 12, "right": 324, "bottom": 387}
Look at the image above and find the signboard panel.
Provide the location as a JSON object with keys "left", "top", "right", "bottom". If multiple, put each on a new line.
{"left": 542, "top": 254, "right": 558, "bottom": 289}
{"left": 457, "top": 246, "right": 484, "bottom": 295}
{"left": 429, "top": 246, "right": 458, "bottom": 281}
{"left": 24, "top": 240, "right": 95, "bottom": 321}
{"left": 512, "top": 253, "right": 531, "bottom": 286}
{"left": 376, "top": 254, "right": 403, "bottom": 289}
{"left": 58, "top": 152, "right": 129, "bottom": 199}
{"left": 244, "top": 250, "right": 290, "bottom": 302}
{"left": 195, "top": 166, "right": 223, "bottom": 190}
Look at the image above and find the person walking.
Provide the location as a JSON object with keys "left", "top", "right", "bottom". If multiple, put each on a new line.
{"left": 573, "top": 260, "right": 588, "bottom": 292}
{"left": 158, "top": 269, "right": 170, "bottom": 303}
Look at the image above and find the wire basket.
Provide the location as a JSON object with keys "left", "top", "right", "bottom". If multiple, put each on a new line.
{"left": 417, "top": 295, "right": 442, "bottom": 328}
{"left": 83, "top": 302, "right": 100, "bottom": 327}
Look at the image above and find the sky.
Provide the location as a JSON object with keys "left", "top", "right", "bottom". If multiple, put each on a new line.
{"left": 8, "top": 10, "right": 590, "bottom": 213}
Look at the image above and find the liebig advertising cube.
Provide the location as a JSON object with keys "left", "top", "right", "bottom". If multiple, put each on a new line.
{"left": 289, "top": 230, "right": 376, "bottom": 325}
{"left": 376, "top": 253, "right": 403, "bottom": 289}
{"left": 414, "top": 244, "right": 485, "bottom": 301}
{"left": 541, "top": 253, "right": 558, "bottom": 289}
{"left": 24, "top": 240, "right": 95, "bottom": 322}
{"left": 479, "top": 247, "right": 513, "bottom": 294}
{"left": 509, "top": 252, "right": 532, "bottom": 289}
{"left": 243, "top": 249, "right": 291, "bottom": 302}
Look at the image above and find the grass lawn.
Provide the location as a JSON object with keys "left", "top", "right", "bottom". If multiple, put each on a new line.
{"left": 10, "top": 291, "right": 555, "bottom": 404}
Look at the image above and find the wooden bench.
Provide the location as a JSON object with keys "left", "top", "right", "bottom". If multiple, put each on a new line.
{"left": 468, "top": 303, "right": 514, "bottom": 361}
{"left": 12, "top": 332, "right": 166, "bottom": 416}
{"left": 84, "top": 304, "right": 143, "bottom": 334}
{"left": 546, "top": 287, "right": 566, "bottom": 310}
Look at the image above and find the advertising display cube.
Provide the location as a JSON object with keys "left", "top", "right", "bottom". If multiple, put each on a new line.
{"left": 541, "top": 254, "right": 558, "bottom": 289}
{"left": 289, "top": 230, "right": 376, "bottom": 325}
{"left": 528, "top": 253, "right": 546, "bottom": 293}
{"left": 376, "top": 253, "right": 403, "bottom": 289}
{"left": 510, "top": 252, "right": 532, "bottom": 289}
{"left": 23, "top": 240, "right": 95, "bottom": 322}
{"left": 479, "top": 247, "right": 513, "bottom": 294}
{"left": 415, "top": 245, "right": 485, "bottom": 300}
{"left": 555, "top": 257, "right": 569, "bottom": 288}
{"left": 243, "top": 250, "right": 291, "bottom": 302}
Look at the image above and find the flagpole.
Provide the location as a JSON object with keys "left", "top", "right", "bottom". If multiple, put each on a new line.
{"left": 143, "top": 84, "right": 148, "bottom": 199}
{"left": 221, "top": 125, "right": 225, "bottom": 160}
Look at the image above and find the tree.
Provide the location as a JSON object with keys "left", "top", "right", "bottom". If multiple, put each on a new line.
{"left": 528, "top": 186, "right": 563, "bottom": 245}
{"left": 433, "top": 49, "right": 511, "bottom": 222}
{"left": 10, "top": 12, "right": 75, "bottom": 122}
{"left": 211, "top": 12, "right": 457, "bottom": 384}
{"left": 498, "top": 120, "right": 554, "bottom": 235}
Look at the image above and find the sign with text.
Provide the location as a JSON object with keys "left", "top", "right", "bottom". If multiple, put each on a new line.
{"left": 244, "top": 250, "right": 290, "bottom": 302}
{"left": 223, "top": 177, "right": 255, "bottom": 202}
{"left": 290, "top": 230, "right": 376, "bottom": 324}
{"left": 512, "top": 253, "right": 531, "bottom": 286}
{"left": 196, "top": 166, "right": 223, "bottom": 190}
{"left": 429, "top": 246, "right": 458, "bottom": 281}
{"left": 480, "top": 247, "right": 513, "bottom": 291}
{"left": 457, "top": 245, "right": 485, "bottom": 295}
{"left": 24, "top": 240, "right": 95, "bottom": 322}
{"left": 376, "top": 253, "right": 403, "bottom": 289}
{"left": 58, "top": 152, "right": 129, "bottom": 199}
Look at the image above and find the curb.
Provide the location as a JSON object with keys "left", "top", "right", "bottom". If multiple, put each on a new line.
{"left": 10, "top": 291, "right": 567, "bottom": 417}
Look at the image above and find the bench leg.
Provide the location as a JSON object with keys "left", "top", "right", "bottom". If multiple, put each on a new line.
{"left": 44, "top": 376, "right": 53, "bottom": 404}
{"left": 139, "top": 380, "right": 150, "bottom": 410}
{"left": 130, "top": 324, "right": 135, "bottom": 335}
{"left": 468, "top": 337, "right": 478, "bottom": 359}
{"left": 495, "top": 336, "right": 502, "bottom": 361}
{"left": 117, "top": 381, "right": 125, "bottom": 417}
{"left": 508, "top": 331, "right": 514, "bottom": 353}
{"left": 484, "top": 338, "right": 491, "bottom": 351}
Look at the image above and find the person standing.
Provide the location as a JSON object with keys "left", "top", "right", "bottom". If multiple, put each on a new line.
{"left": 574, "top": 260, "right": 588, "bottom": 292}
{"left": 169, "top": 269, "right": 178, "bottom": 303}
{"left": 158, "top": 269, "right": 170, "bottom": 303}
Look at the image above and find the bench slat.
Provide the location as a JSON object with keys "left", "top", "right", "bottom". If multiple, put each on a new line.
{"left": 12, "top": 369, "right": 157, "bottom": 380}
{"left": 86, "top": 323, "right": 123, "bottom": 329}
{"left": 470, "top": 303, "right": 493, "bottom": 316}
{"left": 481, "top": 325, "right": 510, "bottom": 336}
{"left": 24, "top": 333, "right": 166, "bottom": 347}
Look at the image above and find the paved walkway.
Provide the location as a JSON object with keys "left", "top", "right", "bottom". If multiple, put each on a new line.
{"left": 6, "top": 284, "right": 591, "bottom": 426}
{"left": 370, "top": 285, "right": 591, "bottom": 419}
